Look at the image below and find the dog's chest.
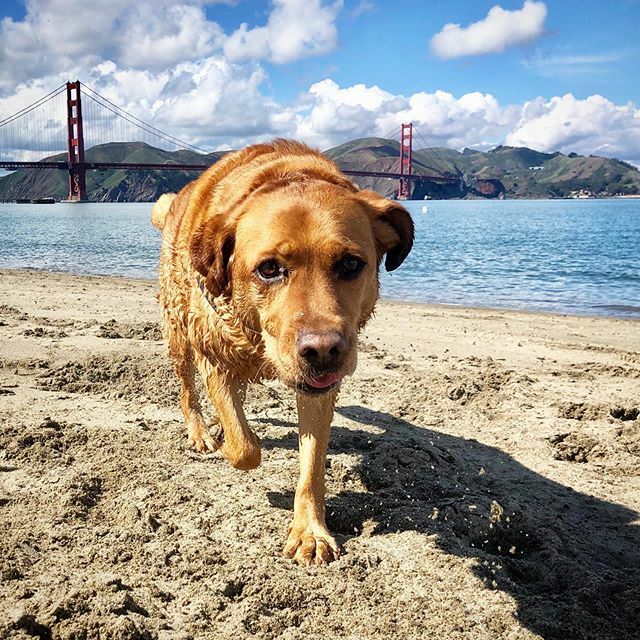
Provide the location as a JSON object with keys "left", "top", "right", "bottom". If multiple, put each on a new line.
{"left": 189, "top": 293, "right": 273, "bottom": 382}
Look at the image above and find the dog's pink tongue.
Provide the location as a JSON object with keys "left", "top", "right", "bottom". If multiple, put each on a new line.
{"left": 307, "top": 372, "right": 342, "bottom": 389}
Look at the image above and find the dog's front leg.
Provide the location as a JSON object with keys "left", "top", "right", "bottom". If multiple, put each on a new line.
{"left": 284, "top": 390, "right": 340, "bottom": 565}
{"left": 194, "top": 354, "right": 261, "bottom": 470}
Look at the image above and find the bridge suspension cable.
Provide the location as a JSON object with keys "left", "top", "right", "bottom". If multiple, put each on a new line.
{"left": 0, "top": 80, "right": 211, "bottom": 164}
{"left": 81, "top": 83, "right": 210, "bottom": 154}
{"left": 0, "top": 84, "right": 66, "bottom": 128}
{"left": 412, "top": 123, "right": 452, "bottom": 176}
{"left": 0, "top": 84, "right": 68, "bottom": 162}
{"left": 380, "top": 124, "right": 401, "bottom": 143}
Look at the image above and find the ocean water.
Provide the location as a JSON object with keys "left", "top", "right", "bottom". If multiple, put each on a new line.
{"left": 0, "top": 199, "right": 638, "bottom": 318}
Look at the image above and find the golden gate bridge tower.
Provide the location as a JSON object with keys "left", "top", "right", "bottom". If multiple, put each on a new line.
{"left": 398, "top": 123, "right": 413, "bottom": 200}
{"left": 65, "top": 80, "right": 87, "bottom": 201}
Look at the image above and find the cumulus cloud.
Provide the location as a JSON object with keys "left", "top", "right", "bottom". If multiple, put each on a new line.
{"left": 79, "top": 58, "right": 282, "bottom": 149}
{"left": 294, "top": 79, "right": 400, "bottom": 144}
{"left": 115, "top": 4, "right": 225, "bottom": 70}
{"left": 505, "top": 94, "right": 640, "bottom": 163}
{"left": 289, "top": 80, "right": 517, "bottom": 151}
{"left": 0, "top": 1, "right": 225, "bottom": 93}
{"left": 293, "top": 81, "right": 640, "bottom": 165}
{"left": 430, "top": 1, "right": 547, "bottom": 59}
{"left": 223, "top": 0, "right": 342, "bottom": 64}
{"left": 0, "top": 0, "right": 343, "bottom": 93}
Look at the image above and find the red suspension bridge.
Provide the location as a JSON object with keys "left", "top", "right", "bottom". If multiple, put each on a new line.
{"left": 0, "top": 80, "right": 461, "bottom": 201}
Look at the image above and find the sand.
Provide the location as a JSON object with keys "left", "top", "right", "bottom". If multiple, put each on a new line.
{"left": 0, "top": 268, "right": 638, "bottom": 640}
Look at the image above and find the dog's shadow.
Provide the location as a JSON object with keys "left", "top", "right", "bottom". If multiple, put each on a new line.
{"left": 260, "top": 405, "right": 639, "bottom": 640}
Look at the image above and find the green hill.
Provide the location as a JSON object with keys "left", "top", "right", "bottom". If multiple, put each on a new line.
{"left": 1, "top": 139, "right": 638, "bottom": 201}
{"left": 327, "top": 140, "right": 640, "bottom": 198}
{"left": 0, "top": 142, "right": 222, "bottom": 202}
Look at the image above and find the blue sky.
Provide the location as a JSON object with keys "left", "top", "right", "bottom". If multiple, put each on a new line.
{"left": 260, "top": 0, "right": 640, "bottom": 105}
{"left": 1, "top": 0, "right": 639, "bottom": 163}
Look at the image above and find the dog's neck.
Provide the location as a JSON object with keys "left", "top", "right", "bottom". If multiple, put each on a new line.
{"left": 195, "top": 272, "right": 218, "bottom": 311}
{"left": 193, "top": 270, "right": 271, "bottom": 380}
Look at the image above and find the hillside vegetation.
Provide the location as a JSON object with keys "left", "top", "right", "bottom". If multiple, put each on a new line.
{"left": 326, "top": 138, "right": 640, "bottom": 199}
{"left": 0, "top": 142, "right": 222, "bottom": 202}
{"left": 1, "top": 139, "right": 639, "bottom": 201}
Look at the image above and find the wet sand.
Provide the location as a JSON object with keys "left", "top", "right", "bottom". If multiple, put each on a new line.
{"left": 1, "top": 268, "right": 639, "bottom": 639}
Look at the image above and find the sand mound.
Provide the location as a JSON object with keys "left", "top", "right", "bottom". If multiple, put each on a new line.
{"left": 97, "top": 320, "right": 163, "bottom": 341}
{"left": 37, "top": 354, "right": 179, "bottom": 406}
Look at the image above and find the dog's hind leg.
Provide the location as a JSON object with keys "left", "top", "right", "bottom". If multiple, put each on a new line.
{"left": 194, "top": 353, "right": 261, "bottom": 471}
{"left": 167, "top": 329, "right": 222, "bottom": 453}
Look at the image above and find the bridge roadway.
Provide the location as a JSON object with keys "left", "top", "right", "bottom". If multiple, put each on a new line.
{"left": 0, "top": 161, "right": 459, "bottom": 184}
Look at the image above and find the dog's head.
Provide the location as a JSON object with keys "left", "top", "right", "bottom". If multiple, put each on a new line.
{"left": 190, "top": 179, "right": 413, "bottom": 394}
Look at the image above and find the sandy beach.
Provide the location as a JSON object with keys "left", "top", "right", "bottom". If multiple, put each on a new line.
{"left": 0, "top": 268, "right": 638, "bottom": 639}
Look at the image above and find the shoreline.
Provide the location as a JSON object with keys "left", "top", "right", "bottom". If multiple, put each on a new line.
{"left": 3, "top": 195, "right": 640, "bottom": 204}
{"left": 379, "top": 293, "right": 640, "bottom": 322}
{"left": 4, "top": 267, "right": 639, "bottom": 322}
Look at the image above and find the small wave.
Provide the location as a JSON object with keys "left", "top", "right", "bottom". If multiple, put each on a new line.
{"left": 591, "top": 304, "right": 640, "bottom": 315}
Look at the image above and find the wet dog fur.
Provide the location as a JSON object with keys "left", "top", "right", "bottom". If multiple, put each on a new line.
{"left": 152, "top": 140, "right": 413, "bottom": 564}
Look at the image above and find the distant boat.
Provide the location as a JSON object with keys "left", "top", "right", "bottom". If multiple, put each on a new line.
{"left": 15, "top": 197, "right": 55, "bottom": 204}
{"left": 421, "top": 204, "right": 429, "bottom": 214}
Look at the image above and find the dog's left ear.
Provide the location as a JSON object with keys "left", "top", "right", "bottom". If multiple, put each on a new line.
{"left": 190, "top": 215, "right": 236, "bottom": 296}
{"left": 359, "top": 190, "right": 415, "bottom": 271}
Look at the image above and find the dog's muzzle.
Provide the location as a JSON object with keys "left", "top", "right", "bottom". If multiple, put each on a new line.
{"left": 295, "top": 330, "right": 346, "bottom": 394}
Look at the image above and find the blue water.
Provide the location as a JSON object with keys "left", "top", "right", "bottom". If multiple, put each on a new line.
{"left": 0, "top": 199, "right": 638, "bottom": 318}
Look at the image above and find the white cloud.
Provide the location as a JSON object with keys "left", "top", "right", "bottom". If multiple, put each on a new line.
{"left": 505, "top": 94, "right": 640, "bottom": 163}
{"left": 290, "top": 80, "right": 517, "bottom": 151}
{"left": 292, "top": 80, "right": 405, "bottom": 146}
{"left": 0, "top": 1, "right": 224, "bottom": 92}
{"left": 537, "top": 53, "right": 625, "bottom": 66}
{"left": 351, "top": 1, "right": 374, "bottom": 18}
{"left": 0, "top": 0, "right": 343, "bottom": 94}
{"left": 286, "top": 81, "right": 640, "bottom": 166}
{"left": 223, "top": 0, "right": 342, "bottom": 64}
{"left": 115, "top": 4, "right": 225, "bottom": 70}
{"left": 430, "top": 1, "right": 547, "bottom": 60}
{"left": 78, "top": 58, "right": 281, "bottom": 150}
{"left": 523, "top": 49, "right": 629, "bottom": 77}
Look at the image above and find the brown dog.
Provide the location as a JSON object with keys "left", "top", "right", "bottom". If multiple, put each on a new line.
{"left": 151, "top": 140, "right": 413, "bottom": 565}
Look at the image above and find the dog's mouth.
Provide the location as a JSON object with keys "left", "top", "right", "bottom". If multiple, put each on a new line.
{"left": 296, "top": 371, "right": 343, "bottom": 395}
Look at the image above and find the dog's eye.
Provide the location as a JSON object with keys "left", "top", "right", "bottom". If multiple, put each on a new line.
{"left": 335, "top": 255, "right": 366, "bottom": 280}
{"left": 256, "top": 259, "right": 286, "bottom": 282}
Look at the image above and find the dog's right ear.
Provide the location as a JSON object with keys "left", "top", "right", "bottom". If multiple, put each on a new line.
{"left": 190, "top": 216, "right": 236, "bottom": 297}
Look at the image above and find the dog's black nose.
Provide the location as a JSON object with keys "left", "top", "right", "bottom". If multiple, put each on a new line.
{"left": 297, "top": 331, "right": 346, "bottom": 369}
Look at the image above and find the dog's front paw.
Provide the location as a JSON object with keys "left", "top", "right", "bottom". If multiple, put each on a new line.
{"left": 283, "top": 525, "right": 340, "bottom": 566}
{"left": 187, "top": 419, "right": 223, "bottom": 453}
